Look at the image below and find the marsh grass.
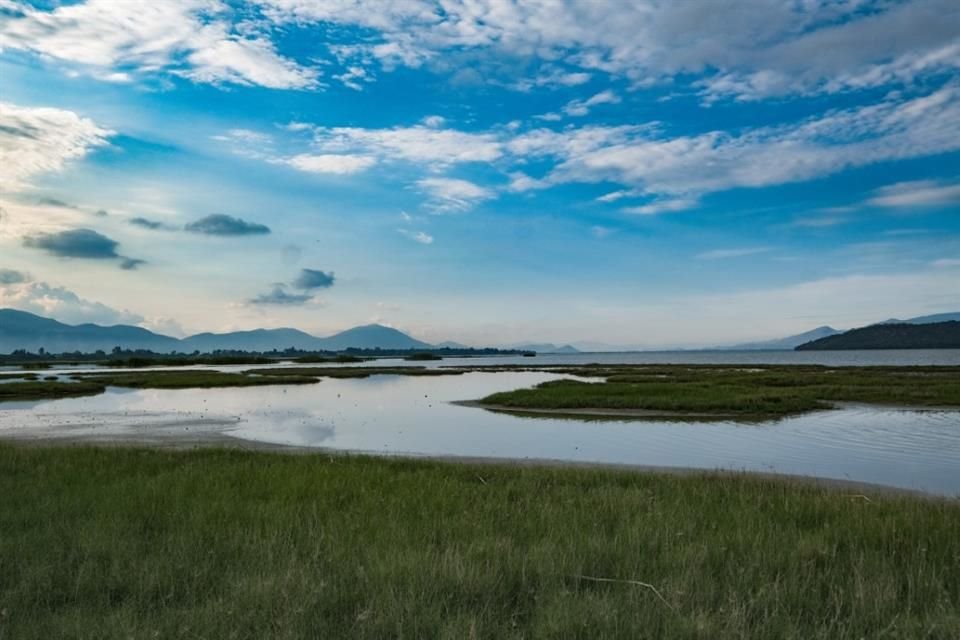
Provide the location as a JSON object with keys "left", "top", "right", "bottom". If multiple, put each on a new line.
{"left": 247, "top": 366, "right": 467, "bottom": 378}
{"left": 480, "top": 365, "right": 960, "bottom": 418}
{"left": 81, "top": 371, "right": 320, "bottom": 389}
{"left": 0, "top": 380, "right": 105, "bottom": 401}
{"left": 0, "top": 446, "right": 957, "bottom": 639}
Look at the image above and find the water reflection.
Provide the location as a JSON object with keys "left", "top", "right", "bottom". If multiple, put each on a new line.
{"left": 0, "top": 372, "right": 957, "bottom": 496}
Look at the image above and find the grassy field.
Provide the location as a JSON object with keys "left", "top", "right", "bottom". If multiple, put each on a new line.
{"left": 479, "top": 365, "right": 960, "bottom": 419}
{"left": 0, "top": 445, "right": 957, "bottom": 639}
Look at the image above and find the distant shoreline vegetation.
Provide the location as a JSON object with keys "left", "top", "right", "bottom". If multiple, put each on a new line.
{"left": 0, "top": 346, "right": 529, "bottom": 366}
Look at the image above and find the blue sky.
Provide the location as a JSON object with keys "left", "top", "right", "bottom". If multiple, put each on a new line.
{"left": 0, "top": 0, "right": 958, "bottom": 347}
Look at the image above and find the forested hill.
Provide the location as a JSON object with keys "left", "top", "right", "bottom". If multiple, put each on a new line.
{"left": 796, "top": 321, "right": 960, "bottom": 350}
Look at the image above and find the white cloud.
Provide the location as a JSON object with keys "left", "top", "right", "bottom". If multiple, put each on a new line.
{"left": 285, "top": 153, "right": 377, "bottom": 174}
{"left": 0, "top": 101, "right": 113, "bottom": 192}
{"left": 310, "top": 124, "right": 503, "bottom": 166}
{"left": 867, "top": 180, "right": 960, "bottom": 208}
{"left": 398, "top": 229, "right": 434, "bottom": 244}
{"left": 696, "top": 247, "right": 771, "bottom": 260}
{"left": 0, "top": 276, "right": 144, "bottom": 325}
{"left": 334, "top": 65, "right": 371, "bottom": 90}
{"left": 623, "top": 198, "right": 699, "bottom": 216}
{"left": 256, "top": 0, "right": 959, "bottom": 100}
{"left": 563, "top": 90, "right": 621, "bottom": 117}
{"left": 421, "top": 115, "right": 446, "bottom": 128}
{"left": 416, "top": 177, "right": 493, "bottom": 212}
{"left": 932, "top": 258, "right": 960, "bottom": 268}
{"left": 528, "top": 86, "right": 960, "bottom": 204}
{"left": 0, "top": 0, "right": 318, "bottom": 89}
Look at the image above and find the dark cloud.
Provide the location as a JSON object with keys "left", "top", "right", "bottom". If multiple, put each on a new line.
{"left": 94, "top": 209, "right": 109, "bottom": 217}
{"left": 129, "top": 217, "right": 169, "bottom": 230}
{"left": 185, "top": 214, "right": 270, "bottom": 236}
{"left": 120, "top": 257, "right": 147, "bottom": 270}
{"left": 249, "top": 285, "right": 313, "bottom": 305}
{"left": 22, "top": 228, "right": 145, "bottom": 270}
{"left": 293, "top": 268, "right": 335, "bottom": 289}
{"left": 0, "top": 269, "right": 30, "bottom": 285}
{"left": 35, "top": 196, "right": 76, "bottom": 209}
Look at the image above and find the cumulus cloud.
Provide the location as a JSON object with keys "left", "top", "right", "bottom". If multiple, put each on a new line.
{"left": 416, "top": 177, "right": 494, "bottom": 212}
{"left": 184, "top": 214, "right": 271, "bottom": 236}
{"left": 293, "top": 268, "right": 335, "bottom": 289}
{"left": 22, "top": 228, "right": 145, "bottom": 269}
{"left": 0, "top": 101, "right": 112, "bottom": 191}
{"left": 0, "top": 0, "right": 318, "bottom": 89}
{"left": 249, "top": 284, "right": 313, "bottom": 305}
{"left": 0, "top": 275, "right": 145, "bottom": 325}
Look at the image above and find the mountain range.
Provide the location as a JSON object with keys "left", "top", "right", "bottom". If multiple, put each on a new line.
{"left": 0, "top": 309, "right": 432, "bottom": 354}
{"left": 3, "top": 308, "right": 960, "bottom": 355}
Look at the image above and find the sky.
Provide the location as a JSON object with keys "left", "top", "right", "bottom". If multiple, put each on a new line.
{"left": 0, "top": 0, "right": 958, "bottom": 348}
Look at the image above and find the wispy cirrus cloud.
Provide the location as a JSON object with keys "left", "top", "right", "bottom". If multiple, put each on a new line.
{"left": 0, "top": 101, "right": 112, "bottom": 191}
{"left": 398, "top": 229, "right": 434, "bottom": 245}
{"left": 255, "top": 0, "right": 959, "bottom": 101}
{"left": 417, "top": 177, "right": 494, "bottom": 213}
{"left": 866, "top": 180, "right": 960, "bottom": 208}
{"left": 697, "top": 247, "right": 772, "bottom": 260}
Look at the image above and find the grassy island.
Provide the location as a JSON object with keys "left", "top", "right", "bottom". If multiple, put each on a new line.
{"left": 477, "top": 365, "right": 960, "bottom": 419}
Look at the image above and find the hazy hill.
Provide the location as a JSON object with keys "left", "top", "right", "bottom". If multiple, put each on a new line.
{"left": 0, "top": 309, "right": 180, "bottom": 353}
{"left": 796, "top": 321, "right": 960, "bottom": 350}
{"left": 881, "top": 312, "right": 960, "bottom": 325}
{"left": 180, "top": 328, "right": 325, "bottom": 352}
{"left": 320, "top": 325, "right": 432, "bottom": 351}
{"left": 0, "top": 309, "right": 435, "bottom": 354}
{"left": 722, "top": 326, "right": 841, "bottom": 350}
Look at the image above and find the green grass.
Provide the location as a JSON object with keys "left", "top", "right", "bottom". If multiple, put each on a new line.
{"left": 0, "top": 380, "right": 105, "bottom": 402}
{"left": 247, "top": 366, "right": 466, "bottom": 378}
{"left": 80, "top": 370, "right": 320, "bottom": 389}
{"left": 0, "top": 366, "right": 468, "bottom": 402}
{"left": 479, "top": 365, "right": 960, "bottom": 418}
{"left": 0, "top": 446, "right": 957, "bottom": 639}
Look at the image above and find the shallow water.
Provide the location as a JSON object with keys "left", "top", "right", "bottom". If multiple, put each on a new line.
{"left": 5, "top": 348, "right": 960, "bottom": 378}
{"left": 1, "top": 371, "right": 958, "bottom": 496}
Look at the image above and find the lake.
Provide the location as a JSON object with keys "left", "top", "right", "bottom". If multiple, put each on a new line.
{"left": 1, "top": 370, "right": 958, "bottom": 496}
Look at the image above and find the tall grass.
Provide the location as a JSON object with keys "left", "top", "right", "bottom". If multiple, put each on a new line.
{"left": 1, "top": 446, "right": 958, "bottom": 638}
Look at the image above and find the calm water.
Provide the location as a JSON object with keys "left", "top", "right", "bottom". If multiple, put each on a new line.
{"left": 1, "top": 371, "right": 958, "bottom": 496}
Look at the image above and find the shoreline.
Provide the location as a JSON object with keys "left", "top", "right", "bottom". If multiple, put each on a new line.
{"left": 0, "top": 430, "right": 945, "bottom": 500}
